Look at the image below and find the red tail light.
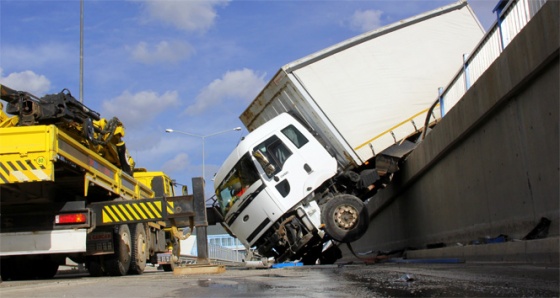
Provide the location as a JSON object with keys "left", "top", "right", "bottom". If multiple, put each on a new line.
{"left": 56, "top": 213, "right": 87, "bottom": 224}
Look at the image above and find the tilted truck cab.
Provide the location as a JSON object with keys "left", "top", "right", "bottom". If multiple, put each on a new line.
{"left": 213, "top": 113, "right": 369, "bottom": 263}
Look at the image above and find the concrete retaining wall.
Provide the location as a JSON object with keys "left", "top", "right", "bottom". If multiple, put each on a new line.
{"left": 351, "top": 1, "right": 559, "bottom": 261}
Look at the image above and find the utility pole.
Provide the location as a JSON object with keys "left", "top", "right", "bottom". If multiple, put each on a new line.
{"left": 79, "top": 0, "right": 84, "bottom": 103}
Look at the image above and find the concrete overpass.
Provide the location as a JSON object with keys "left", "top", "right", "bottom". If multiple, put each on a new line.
{"left": 345, "top": 0, "right": 558, "bottom": 264}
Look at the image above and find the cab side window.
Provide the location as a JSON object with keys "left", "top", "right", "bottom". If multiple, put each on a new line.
{"left": 282, "top": 125, "right": 308, "bottom": 149}
{"left": 254, "top": 135, "right": 292, "bottom": 176}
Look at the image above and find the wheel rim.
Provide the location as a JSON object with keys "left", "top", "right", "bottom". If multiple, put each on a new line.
{"left": 138, "top": 232, "right": 146, "bottom": 259}
{"left": 333, "top": 204, "right": 359, "bottom": 230}
{"left": 123, "top": 230, "right": 131, "bottom": 255}
{"left": 138, "top": 232, "right": 147, "bottom": 269}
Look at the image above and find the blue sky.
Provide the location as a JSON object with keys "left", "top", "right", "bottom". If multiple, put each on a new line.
{"left": 0, "top": 0, "right": 498, "bottom": 195}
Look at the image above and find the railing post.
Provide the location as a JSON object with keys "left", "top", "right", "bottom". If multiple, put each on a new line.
{"left": 438, "top": 87, "right": 445, "bottom": 117}
{"left": 493, "top": 0, "right": 509, "bottom": 51}
{"left": 463, "top": 53, "right": 471, "bottom": 91}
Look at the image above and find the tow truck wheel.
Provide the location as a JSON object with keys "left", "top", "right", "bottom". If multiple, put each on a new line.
{"left": 0, "top": 256, "right": 58, "bottom": 280}
{"left": 86, "top": 257, "right": 105, "bottom": 277}
{"left": 322, "top": 195, "right": 368, "bottom": 243}
{"left": 35, "top": 258, "right": 59, "bottom": 279}
{"left": 161, "top": 239, "right": 180, "bottom": 272}
{"left": 0, "top": 257, "right": 16, "bottom": 280}
{"left": 161, "top": 261, "right": 175, "bottom": 272}
{"left": 105, "top": 224, "right": 132, "bottom": 276}
{"left": 129, "top": 223, "right": 147, "bottom": 274}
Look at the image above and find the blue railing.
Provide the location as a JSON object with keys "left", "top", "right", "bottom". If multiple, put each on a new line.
{"left": 439, "top": 0, "right": 547, "bottom": 116}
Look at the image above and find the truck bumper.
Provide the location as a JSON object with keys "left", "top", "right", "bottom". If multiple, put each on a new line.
{"left": 0, "top": 229, "right": 87, "bottom": 256}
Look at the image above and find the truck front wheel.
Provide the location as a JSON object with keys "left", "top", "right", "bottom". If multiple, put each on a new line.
{"left": 322, "top": 195, "right": 368, "bottom": 243}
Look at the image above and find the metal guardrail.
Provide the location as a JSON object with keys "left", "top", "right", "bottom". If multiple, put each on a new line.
{"left": 181, "top": 242, "right": 246, "bottom": 266}
{"left": 357, "top": 0, "right": 548, "bottom": 149}
{"left": 207, "top": 243, "right": 245, "bottom": 264}
{"left": 439, "top": 0, "right": 547, "bottom": 116}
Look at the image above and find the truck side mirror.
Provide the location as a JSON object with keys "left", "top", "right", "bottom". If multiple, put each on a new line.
{"left": 253, "top": 150, "right": 276, "bottom": 177}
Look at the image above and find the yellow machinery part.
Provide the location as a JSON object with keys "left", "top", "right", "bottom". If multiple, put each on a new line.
{"left": 0, "top": 103, "right": 19, "bottom": 128}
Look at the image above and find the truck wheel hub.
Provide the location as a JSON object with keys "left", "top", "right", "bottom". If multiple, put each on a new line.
{"left": 333, "top": 204, "right": 358, "bottom": 230}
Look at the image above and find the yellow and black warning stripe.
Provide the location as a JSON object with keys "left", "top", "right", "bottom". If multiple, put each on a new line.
{"left": 94, "top": 199, "right": 176, "bottom": 225}
{"left": 0, "top": 158, "right": 51, "bottom": 184}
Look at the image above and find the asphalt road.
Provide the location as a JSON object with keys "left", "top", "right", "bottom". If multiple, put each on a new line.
{"left": 0, "top": 262, "right": 558, "bottom": 297}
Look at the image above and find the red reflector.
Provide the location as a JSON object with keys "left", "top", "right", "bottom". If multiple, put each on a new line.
{"left": 56, "top": 213, "right": 87, "bottom": 224}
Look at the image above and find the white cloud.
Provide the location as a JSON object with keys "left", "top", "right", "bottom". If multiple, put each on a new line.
{"left": 185, "top": 68, "right": 266, "bottom": 115}
{"left": 0, "top": 68, "right": 51, "bottom": 96}
{"left": 102, "top": 90, "right": 180, "bottom": 128}
{"left": 127, "top": 132, "right": 196, "bottom": 169}
{"left": 161, "top": 152, "right": 190, "bottom": 173}
{"left": 349, "top": 9, "right": 383, "bottom": 32}
{"left": 142, "top": 0, "right": 229, "bottom": 33}
{"left": 130, "top": 40, "right": 195, "bottom": 64}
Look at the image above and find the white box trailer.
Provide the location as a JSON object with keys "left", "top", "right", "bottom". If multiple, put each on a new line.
{"left": 240, "top": 0, "right": 484, "bottom": 169}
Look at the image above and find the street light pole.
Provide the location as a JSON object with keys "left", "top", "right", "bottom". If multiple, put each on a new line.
{"left": 165, "top": 127, "right": 241, "bottom": 182}
{"left": 79, "top": 0, "right": 84, "bottom": 103}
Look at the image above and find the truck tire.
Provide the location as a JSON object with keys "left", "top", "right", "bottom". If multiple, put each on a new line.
{"left": 161, "top": 262, "right": 175, "bottom": 272}
{"left": 35, "top": 258, "right": 59, "bottom": 279}
{"left": 86, "top": 257, "right": 105, "bottom": 277}
{"left": 1, "top": 257, "right": 28, "bottom": 280}
{"left": 161, "top": 239, "right": 180, "bottom": 272}
{"left": 319, "top": 244, "right": 342, "bottom": 264}
{"left": 104, "top": 224, "right": 132, "bottom": 276}
{"left": 322, "top": 194, "right": 368, "bottom": 243}
{"left": 0, "top": 256, "right": 58, "bottom": 280}
{"left": 0, "top": 257, "right": 16, "bottom": 280}
{"left": 128, "top": 223, "right": 147, "bottom": 275}
{"left": 300, "top": 244, "right": 322, "bottom": 265}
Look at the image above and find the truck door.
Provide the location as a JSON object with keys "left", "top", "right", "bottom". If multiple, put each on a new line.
{"left": 216, "top": 152, "right": 286, "bottom": 247}
{"left": 252, "top": 125, "right": 312, "bottom": 211}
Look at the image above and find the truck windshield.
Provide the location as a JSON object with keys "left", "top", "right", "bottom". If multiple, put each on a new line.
{"left": 215, "top": 153, "right": 261, "bottom": 215}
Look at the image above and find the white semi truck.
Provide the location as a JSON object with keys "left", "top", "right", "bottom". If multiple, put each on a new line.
{"left": 212, "top": 1, "right": 485, "bottom": 264}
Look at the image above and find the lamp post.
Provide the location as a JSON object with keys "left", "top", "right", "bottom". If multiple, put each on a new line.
{"left": 165, "top": 127, "right": 241, "bottom": 182}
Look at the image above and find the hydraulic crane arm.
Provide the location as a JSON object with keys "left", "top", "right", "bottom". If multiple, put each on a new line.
{"left": 1, "top": 84, "right": 100, "bottom": 126}
{"left": 0, "top": 84, "right": 134, "bottom": 174}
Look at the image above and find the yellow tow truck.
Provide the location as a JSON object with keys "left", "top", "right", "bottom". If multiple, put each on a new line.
{"left": 0, "top": 85, "right": 203, "bottom": 279}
